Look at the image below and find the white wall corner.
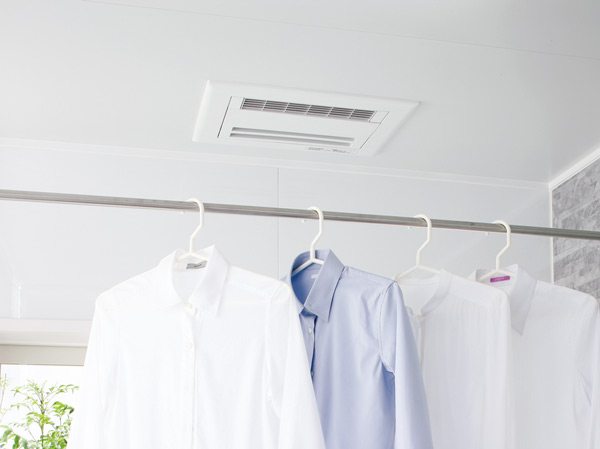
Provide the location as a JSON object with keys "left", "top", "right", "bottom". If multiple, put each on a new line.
{"left": 549, "top": 146, "right": 600, "bottom": 191}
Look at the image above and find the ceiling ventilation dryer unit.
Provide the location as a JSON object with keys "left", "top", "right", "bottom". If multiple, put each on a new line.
{"left": 192, "top": 81, "right": 419, "bottom": 155}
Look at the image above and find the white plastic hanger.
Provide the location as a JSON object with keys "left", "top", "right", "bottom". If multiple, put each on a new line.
{"left": 477, "top": 220, "right": 515, "bottom": 282}
{"left": 291, "top": 206, "right": 325, "bottom": 276}
{"left": 176, "top": 198, "right": 208, "bottom": 265}
{"left": 394, "top": 214, "right": 441, "bottom": 282}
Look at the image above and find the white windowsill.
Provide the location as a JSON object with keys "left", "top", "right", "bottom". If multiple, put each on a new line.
{"left": 0, "top": 319, "right": 91, "bottom": 347}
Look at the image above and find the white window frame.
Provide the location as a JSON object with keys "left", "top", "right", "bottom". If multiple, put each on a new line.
{"left": 0, "top": 319, "right": 90, "bottom": 366}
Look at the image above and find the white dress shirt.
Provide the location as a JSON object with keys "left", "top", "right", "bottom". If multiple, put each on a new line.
{"left": 68, "top": 246, "right": 325, "bottom": 449}
{"left": 471, "top": 264, "right": 600, "bottom": 449}
{"left": 398, "top": 270, "right": 514, "bottom": 449}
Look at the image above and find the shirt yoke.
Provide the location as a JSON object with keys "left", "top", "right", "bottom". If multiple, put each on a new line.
{"left": 228, "top": 265, "right": 292, "bottom": 302}
{"left": 535, "top": 280, "right": 599, "bottom": 318}
{"left": 96, "top": 267, "right": 158, "bottom": 311}
{"left": 341, "top": 266, "right": 396, "bottom": 291}
{"left": 449, "top": 274, "right": 509, "bottom": 309}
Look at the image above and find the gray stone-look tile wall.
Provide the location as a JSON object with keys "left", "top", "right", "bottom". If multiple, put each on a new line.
{"left": 552, "top": 158, "right": 600, "bottom": 299}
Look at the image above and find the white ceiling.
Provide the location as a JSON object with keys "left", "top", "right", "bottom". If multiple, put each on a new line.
{"left": 1, "top": 0, "right": 599, "bottom": 182}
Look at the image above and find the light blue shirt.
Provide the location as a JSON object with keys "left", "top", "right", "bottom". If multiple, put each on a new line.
{"left": 285, "top": 249, "right": 433, "bottom": 449}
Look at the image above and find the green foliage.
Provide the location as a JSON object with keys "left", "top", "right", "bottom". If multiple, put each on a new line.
{"left": 0, "top": 377, "right": 9, "bottom": 424}
{"left": 0, "top": 380, "right": 78, "bottom": 449}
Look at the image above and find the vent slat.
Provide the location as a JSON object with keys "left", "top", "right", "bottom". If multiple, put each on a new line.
{"left": 231, "top": 127, "right": 354, "bottom": 142}
{"left": 230, "top": 131, "right": 352, "bottom": 147}
{"left": 241, "top": 98, "right": 376, "bottom": 122}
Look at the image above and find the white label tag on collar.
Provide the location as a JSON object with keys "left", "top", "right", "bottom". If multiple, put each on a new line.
{"left": 186, "top": 261, "right": 207, "bottom": 270}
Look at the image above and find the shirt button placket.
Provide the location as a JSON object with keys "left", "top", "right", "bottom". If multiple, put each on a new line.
{"left": 183, "top": 308, "right": 196, "bottom": 448}
{"left": 309, "top": 318, "right": 316, "bottom": 377}
{"left": 193, "top": 313, "right": 206, "bottom": 448}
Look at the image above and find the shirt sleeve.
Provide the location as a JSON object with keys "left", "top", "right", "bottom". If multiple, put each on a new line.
{"left": 590, "top": 307, "right": 600, "bottom": 449}
{"left": 380, "top": 283, "right": 434, "bottom": 449}
{"left": 267, "top": 286, "right": 326, "bottom": 449}
{"left": 67, "top": 301, "right": 117, "bottom": 449}
{"left": 576, "top": 296, "right": 600, "bottom": 449}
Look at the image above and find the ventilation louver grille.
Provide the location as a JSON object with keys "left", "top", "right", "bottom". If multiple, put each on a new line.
{"left": 241, "top": 98, "right": 376, "bottom": 122}
{"left": 229, "top": 127, "right": 354, "bottom": 147}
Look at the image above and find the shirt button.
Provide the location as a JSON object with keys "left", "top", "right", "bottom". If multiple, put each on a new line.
{"left": 187, "top": 341, "right": 193, "bottom": 349}
{"left": 187, "top": 302, "right": 194, "bottom": 310}
{"left": 308, "top": 327, "right": 313, "bottom": 334}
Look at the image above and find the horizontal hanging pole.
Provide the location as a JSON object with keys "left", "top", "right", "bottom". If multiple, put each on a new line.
{"left": 0, "top": 189, "right": 598, "bottom": 241}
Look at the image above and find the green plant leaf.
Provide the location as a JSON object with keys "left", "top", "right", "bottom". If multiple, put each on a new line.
{"left": 1, "top": 381, "right": 77, "bottom": 449}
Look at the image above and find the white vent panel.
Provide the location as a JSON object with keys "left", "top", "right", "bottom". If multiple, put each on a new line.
{"left": 193, "top": 81, "right": 419, "bottom": 155}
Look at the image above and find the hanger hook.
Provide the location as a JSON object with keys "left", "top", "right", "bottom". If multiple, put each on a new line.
{"left": 186, "top": 198, "right": 204, "bottom": 254}
{"left": 414, "top": 214, "right": 432, "bottom": 266}
{"left": 492, "top": 219, "right": 511, "bottom": 270}
{"left": 308, "top": 206, "right": 324, "bottom": 260}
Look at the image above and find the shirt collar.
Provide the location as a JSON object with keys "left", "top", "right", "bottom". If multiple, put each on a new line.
{"left": 285, "top": 249, "right": 345, "bottom": 322}
{"left": 396, "top": 269, "right": 453, "bottom": 317}
{"left": 469, "top": 264, "right": 537, "bottom": 334}
{"left": 158, "top": 245, "right": 229, "bottom": 317}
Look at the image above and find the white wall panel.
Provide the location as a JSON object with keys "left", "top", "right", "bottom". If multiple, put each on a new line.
{"left": 0, "top": 148, "right": 279, "bottom": 320}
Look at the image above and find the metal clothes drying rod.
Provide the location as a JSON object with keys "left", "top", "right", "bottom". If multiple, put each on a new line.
{"left": 0, "top": 189, "right": 599, "bottom": 241}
